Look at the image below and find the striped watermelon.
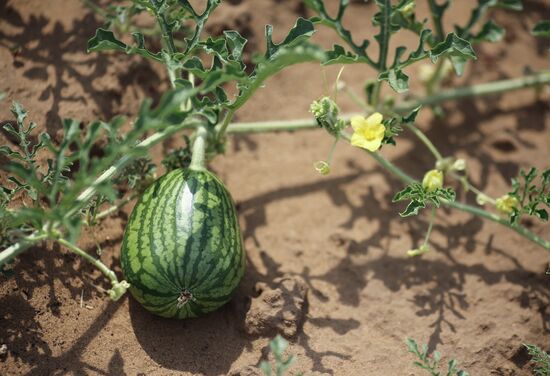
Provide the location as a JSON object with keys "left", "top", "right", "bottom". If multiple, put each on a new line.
{"left": 120, "top": 168, "right": 245, "bottom": 318}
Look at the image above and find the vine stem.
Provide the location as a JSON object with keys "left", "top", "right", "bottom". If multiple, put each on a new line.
{"left": 56, "top": 238, "right": 119, "bottom": 285}
{"left": 226, "top": 72, "right": 550, "bottom": 134}
{"left": 0, "top": 232, "right": 48, "bottom": 267}
{"left": 371, "top": 0, "right": 392, "bottom": 109}
{"left": 338, "top": 132, "right": 550, "bottom": 251}
{"left": 423, "top": 206, "right": 436, "bottom": 247}
{"left": 427, "top": 0, "right": 446, "bottom": 43}
{"left": 397, "top": 72, "right": 550, "bottom": 112}
{"left": 227, "top": 73, "right": 550, "bottom": 250}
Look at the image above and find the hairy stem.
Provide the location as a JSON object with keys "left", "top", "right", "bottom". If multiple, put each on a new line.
{"left": 189, "top": 125, "right": 208, "bottom": 171}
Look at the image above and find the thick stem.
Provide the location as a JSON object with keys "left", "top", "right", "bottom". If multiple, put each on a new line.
{"left": 189, "top": 125, "right": 208, "bottom": 171}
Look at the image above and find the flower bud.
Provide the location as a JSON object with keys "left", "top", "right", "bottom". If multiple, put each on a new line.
{"left": 314, "top": 161, "right": 331, "bottom": 176}
{"left": 495, "top": 194, "right": 519, "bottom": 214}
{"left": 422, "top": 169, "right": 443, "bottom": 192}
{"left": 476, "top": 193, "right": 489, "bottom": 206}
{"left": 399, "top": 1, "right": 415, "bottom": 18}
{"left": 452, "top": 159, "right": 466, "bottom": 171}
{"left": 310, "top": 96, "right": 342, "bottom": 136}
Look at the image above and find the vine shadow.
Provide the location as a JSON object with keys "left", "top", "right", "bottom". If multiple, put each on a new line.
{"left": 0, "top": 3, "right": 162, "bottom": 135}
{"left": 0, "top": 231, "right": 127, "bottom": 375}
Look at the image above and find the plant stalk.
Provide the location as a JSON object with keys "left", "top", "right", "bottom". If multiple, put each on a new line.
{"left": 227, "top": 72, "right": 550, "bottom": 134}
{"left": 189, "top": 125, "right": 208, "bottom": 171}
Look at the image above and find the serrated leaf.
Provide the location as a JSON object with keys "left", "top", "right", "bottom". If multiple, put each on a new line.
{"left": 87, "top": 28, "right": 127, "bottom": 52}
{"left": 393, "top": 185, "right": 415, "bottom": 202}
{"left": 265, "top": 17, "right": 315, "bottom": 59}
{"left": 223, "top": 30, "right": 247, "bottom": 61}
{"left": 473, "top": 20, "right": 505, "bottom": 43}
{"left": 402, "top": 105, "right": 422, "bottom": 124}
{"left": 379, "top": 68, "right": 409, "bottom": 93}
{"left": 401, "top": 199, "right": 425, "bottom": 217}
{"left": 532, "top": 20, "right": 550, "bottom": 38}
{"left": 496, "top": 0, "right": 522, "bottom": 10}
{"left": 430, "top": 33, "right": 476, "bottom": 76}
{"left": 87, "top": 28, "right": 162, "bottom": 61}
{"left": 323, "top": 44, "right": 370, "bottom": 66}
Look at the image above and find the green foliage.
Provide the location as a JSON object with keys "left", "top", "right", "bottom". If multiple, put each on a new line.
{"left": 1, "top": 0, "right": 326, "bottom": 300}
{"left": 382, "top": 106, "right": 421, "bottom": 146}
{"left": 532, "top": 21, "right": 550, "bottom": 38}
{"left": 507, "top": 168, "right": 549, "bottom": 225}
{"left": 406, "top": 338, "right": 469, "bottom": 376}
{"left": 260, "top": 336, "right": 298, "bottom": 376}
{"left": 305, "top": 0, "right": 510, "bottom": 93}
{"left": 393, "top": 182, "right": 455, "bottom": 217}
{"left": 429, "top": 33, "right": 476, "bottom": 76}
{"left": 0, "top": 87, "right": 195, "bottom": 248}
{"left": 525, "top": 344, "right": 550, "bottom": 376}
{"left": 118, "top": 157, "right": 157, "bottom": 192}
{"left": 162, "top": 136, "right": 193, "bottom": 171}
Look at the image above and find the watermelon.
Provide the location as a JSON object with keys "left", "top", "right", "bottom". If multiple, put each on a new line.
{"left": 120, "top": 168, "right": 245, "bottom": 318}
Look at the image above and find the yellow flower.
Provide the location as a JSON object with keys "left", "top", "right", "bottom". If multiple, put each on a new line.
{"left": 350, "top": 113, "right": 385, "bottom": 152}
{"left": 422, "top": 169, "right": 443, "bottom": 192}
{"left": 495, "top": 194, "right": 519, "bottom": 214}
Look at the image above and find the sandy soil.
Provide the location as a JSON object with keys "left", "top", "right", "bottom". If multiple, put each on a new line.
{"left": 1, "top": 0, "right": 549, "bottom": 375}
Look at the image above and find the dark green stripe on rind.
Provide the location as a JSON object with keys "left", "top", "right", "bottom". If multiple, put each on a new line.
{"left": 120, "top": 168, "right": 246, "bottom": 319}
